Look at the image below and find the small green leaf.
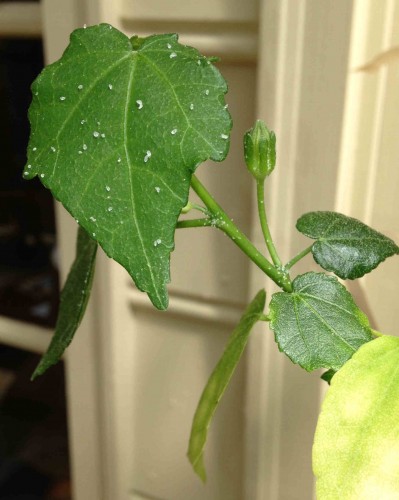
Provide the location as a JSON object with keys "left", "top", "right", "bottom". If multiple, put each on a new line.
{"left": 296, "top": 211, "right": 399, "bottom": 279}
{"left": 320, "top": 369, "right": 336, "bottom": 384}
{"left": 32, "top": 227, "right": 97, "bottom": 380}
{"left": 25, "top": 24, "right": 231, "bottom": 310}
{"left": 187, "top": 289, "right": 266, "bottom": 481}
{"left": 313, "top": 336, "right": 399, "bottom": 499}
{"left": 269, "top": 272, "right": 372, "bottom": 371}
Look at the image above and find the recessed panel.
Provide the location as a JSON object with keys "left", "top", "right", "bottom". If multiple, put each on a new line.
{"left": 122, "top": 0, "right": 258, "bottom": 23}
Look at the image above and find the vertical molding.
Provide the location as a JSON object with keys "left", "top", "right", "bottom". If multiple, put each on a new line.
{"left": 334, "top": 0, "right": 372, "bottom": 215}
{"left": 84, "top": 0, "right": 121, "bottom": 27}
{"left": 53, "top": 206, "right": 105, "bottom": 500}
{"left": 363, "top": 0, "right": 396, "bottom": 224}
{"left": 336, "top": 0, "right": 399, "bottom": 335}
{"left": 245, "top": 2, "right": 307, "bottom": 497}
{"left": 335, "top": 0, "right": 397, "bottom": 221}
{"left": 245, "top": 1, "right": 354, "bottom": 499}
{"left": 41, "top": 2, "right": 106, "bottom": 499}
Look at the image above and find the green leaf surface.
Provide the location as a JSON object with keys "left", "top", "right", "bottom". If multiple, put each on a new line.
{"left": 320, "top": 369, "right": 336, "bottom": 385}
{"left": 187, "top": 289, "right": 266, "bottom": 481}
{"left": 24, "top": 24, "right": 231, "bottom": 310}
{"left": 313, "top": 336, "right": 399, "bottom": 499}
{"left": 32, "top": 227, "right": 97, "bottom": 379}
{"left": 269, "top": 272, "right": 372, "bottom": 371}
{"left": 296, "top": 211, "right": 399, "bottom": 279}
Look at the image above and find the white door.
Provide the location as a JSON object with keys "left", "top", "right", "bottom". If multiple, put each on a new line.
{"left": 39, "top": 0, "right": 399, "bottom": 498}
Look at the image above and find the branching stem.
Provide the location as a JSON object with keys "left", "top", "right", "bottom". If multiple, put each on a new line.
{"left": 176, "top": 218, "right": 213, "bottom": 229}
{"left": 189, "top": 175, "right": 292, "bottom": 292}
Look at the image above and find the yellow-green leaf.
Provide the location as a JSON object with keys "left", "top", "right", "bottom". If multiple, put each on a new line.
{"left": 313, "top": 336, "right": 399, "bottom": 499}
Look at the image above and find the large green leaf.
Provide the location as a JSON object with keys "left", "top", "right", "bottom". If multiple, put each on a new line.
{"left": 296, "top": 211, "right": 399, "bottom": 279}
{"left": 24, "top": 24, "right": 231, "bottom": 310}
{"left": 187, "top": 289, "right": 266, "bottom": 481}
{"left": 269, "top": 272, "right": 372, "bottom": 371}
{"left": 313, "top": 336, "right": 399, "bottom": 499}
{"left": 32, "top": 227, "right": 97, "bottom": 379}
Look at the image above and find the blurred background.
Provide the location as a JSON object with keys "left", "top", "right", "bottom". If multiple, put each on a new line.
{"left": 0, "top": 1, "right": 398, "bottom": 499}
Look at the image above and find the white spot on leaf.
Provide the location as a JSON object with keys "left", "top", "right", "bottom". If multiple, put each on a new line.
{"left": 93, "top": 131, "right": 100, "bottom": 138}
{"left": 144, "top": 150, "right": 152, "bottom": 163}
{"left": 136, "top": 100, "right": 143, "bottom": 110}
{"left": 170, "top": 52, "right": 177, "bottom": 59}
{"left": 171, "top": 128, "right": 177, "bottom": 135}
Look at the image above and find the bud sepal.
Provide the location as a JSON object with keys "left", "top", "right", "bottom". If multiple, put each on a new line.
{"left": 243, "top": 120, "right": 276, "bottom": 181}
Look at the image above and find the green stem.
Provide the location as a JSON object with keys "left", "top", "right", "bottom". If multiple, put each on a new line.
{"left": 285, "top": 244, "right": 313, "bottom": 269}
{"left": 256, "top": 180, "right": 282, "bottom": 267}
{"left": 259, "top": 313, "right": 271, "bottom": 322}
{"left": 176, "top": 218, "right": 213, "bottom": 229}
{"left": 190, "top": 175, "right": 292, "bottom": 292}
{"left": 181, "top": 201, "right": 210, "bottom": 215}
{"left": 371, "top": 329, "right": 384, "bottom": 338}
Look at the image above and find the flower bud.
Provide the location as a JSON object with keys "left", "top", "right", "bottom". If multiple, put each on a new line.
{"left": 243, "top": 120, "right": 276, "bottom": 181}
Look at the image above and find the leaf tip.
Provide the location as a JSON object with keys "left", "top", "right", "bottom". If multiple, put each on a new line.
{"left": 188, "top": 451, "right": 207, "bottom": 483}
{"left": 149, "top": 290, "right": 169, "bottom": 311}
{"left": 31, "top": 363, "right": 44, "bottom": 381}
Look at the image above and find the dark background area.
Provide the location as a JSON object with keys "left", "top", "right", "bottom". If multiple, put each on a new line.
{"left": 0, "top": 37, "right": 59, "bottom": 328}
{"left": 0, "top": 33, "right": 70, "bottom": 499}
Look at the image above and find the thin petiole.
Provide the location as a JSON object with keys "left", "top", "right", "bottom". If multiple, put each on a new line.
{"left": 371, "top": 329, "right": 384, "bottom": 338}
{"left": 192, "top": 203, "right": 210, "bottom": 215}
{"left": 285, "top": 244, "right": 314, "bottom": 269}
{"left": 181, "top": 201, "right": 210, "bottom": 216}
{"left": 256, "top": 180, "right": 282, "bottom": 267}
{"left": 176, "top": 218, "right": 213, "bottom": 229}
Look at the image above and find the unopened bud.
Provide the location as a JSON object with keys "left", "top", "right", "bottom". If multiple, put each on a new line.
{"left": 243, "top": 120, "right": 276, "bottom": 181}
